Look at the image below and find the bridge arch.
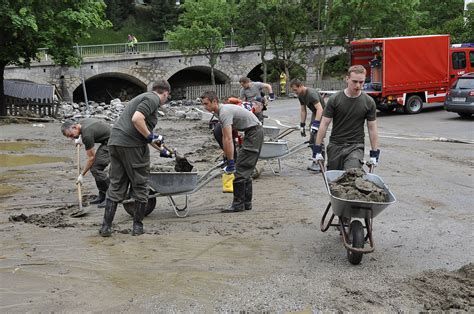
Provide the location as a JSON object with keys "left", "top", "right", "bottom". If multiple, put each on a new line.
{"left": 72, "top": 72, "right": 147, "bottom": 103}
{"left": 167, "top": 66, "right": 230, "bottom": 99}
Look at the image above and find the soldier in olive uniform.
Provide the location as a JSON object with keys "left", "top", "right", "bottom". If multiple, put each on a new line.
{"left": 290, "top": 79, "right": 326, "bottom": 172}
{"left": 314, "top": 65, "right": 380, "bottom": 170}
{"left": 61, "top": 119, "right": 111, "bottom": 207}
{"left": 100, "top": 79, "right": 171, "bottom": 237}
{"left": 201, "top": 90, "right": 264, "bottom": 213}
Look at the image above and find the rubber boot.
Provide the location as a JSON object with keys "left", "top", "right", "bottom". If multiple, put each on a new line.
{"left": 222, "top": 180, "right": 245, "bottom": 213}
{"left": 92, "top": 179, "right": 109, "bottom": 204}
{"left": 99, "top": 199, "right": 117, "bottom": 237}
{"left": 90, "top": 192, "right": 106, "bottom": 205}
{"left": 244, "top": 179, "right": 252, "bottom": 210}
{"left": 132, "top": 201, "right": 147, "bottom": 236}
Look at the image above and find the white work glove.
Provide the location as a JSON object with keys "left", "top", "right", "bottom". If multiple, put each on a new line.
{"left": 368, "top": 149, "right": 380, "bottom": 167}
{"left": 76, "top": 174, "right": 84, "bottom": 184}
{"left": 314, "top": 153, "right": 324, "bottom": 161}
{"left": 311, "top": 144, "right": 324, "bottom": 162}
{"left": 74, "top": 135, "right": 82, "bottom": 146}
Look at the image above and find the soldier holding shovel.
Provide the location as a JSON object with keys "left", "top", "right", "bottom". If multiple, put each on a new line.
{"left": 61, "top": 119, "right": 111, "bottom": 208}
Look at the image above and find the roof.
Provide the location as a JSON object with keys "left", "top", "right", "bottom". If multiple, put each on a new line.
{"left": 351, "top": 35, "right": 450, "bottom": 45}
{"left": 4, "top": 80, "right": 55, "bottom": 102}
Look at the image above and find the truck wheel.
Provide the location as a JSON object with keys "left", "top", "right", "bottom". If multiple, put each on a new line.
{"left": 404, "top": 95, "right": 423, "bottom": 114}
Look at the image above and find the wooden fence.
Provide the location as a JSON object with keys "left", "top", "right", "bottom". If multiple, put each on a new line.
{"left": 184, "top": 80, "right": 346, "bottom": 100}
{"left": 5, "top": 96, "right": 60, "bottom": 118}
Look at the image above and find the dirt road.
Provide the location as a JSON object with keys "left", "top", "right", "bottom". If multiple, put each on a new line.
{"left": 0, "top": 101, "right": 473, "bottom": 312}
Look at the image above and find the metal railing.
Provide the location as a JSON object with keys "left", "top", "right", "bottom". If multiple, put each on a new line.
{"left": 31, "top": 32, "right": 338, "bottom": 62}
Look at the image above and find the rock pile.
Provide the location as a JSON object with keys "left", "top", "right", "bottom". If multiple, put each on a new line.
{"left": 58, "top": 98, "right": 204, "bottom": 122}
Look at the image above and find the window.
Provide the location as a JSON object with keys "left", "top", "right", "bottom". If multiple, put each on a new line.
{"left": 452, "top": 52, "right": 466, "bottom": 69}
{"left": 455, "top": 77, "right": 474, "bottom": 89}
{"left": 470, "top": 51, "right": 474, "bottom": 67}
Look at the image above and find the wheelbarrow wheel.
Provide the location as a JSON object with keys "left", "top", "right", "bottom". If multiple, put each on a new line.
{"left": 347, "top": 220, "right": 364, "bottom": 265}
{"left": 123, "top": 197, "right": 157, "bottom": 217}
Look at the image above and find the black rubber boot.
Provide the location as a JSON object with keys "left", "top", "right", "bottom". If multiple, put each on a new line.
{"left": 222, "top": 180, "right": 245, "bottom": 213}
{"left": 244, "top": 179, "right": 252, "bottom": 210}
{"left": 90, "top": 192, "right": 106, "bottom": 204}
{"left": 92, "top": 179, "right": 109, "bottom": 204}
{"left": 97, "top": 199, "right": 106, "bottom": 208}
{"left": 132, "top": 201, "right": 147, "bottom": 236}
{"left": 99, "top": 199, "right": 117, "bottom": 237}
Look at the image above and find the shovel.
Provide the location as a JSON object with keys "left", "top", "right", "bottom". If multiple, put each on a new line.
{"left": 70, "top": 145, "right": 89, "bottom": 217}
{"left": 151, "top": 142, "right": 194, "bottom": 172}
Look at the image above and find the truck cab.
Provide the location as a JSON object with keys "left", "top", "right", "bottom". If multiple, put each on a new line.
{"left": 450, "top": 43, "right": 474, "bottom": 86}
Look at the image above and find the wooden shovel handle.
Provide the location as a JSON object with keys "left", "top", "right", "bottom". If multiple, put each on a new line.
{"left": 76, "top": 145, "right": 83, "bottom": 210}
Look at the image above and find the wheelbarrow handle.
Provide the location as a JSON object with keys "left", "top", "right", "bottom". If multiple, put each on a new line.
{"left": 318, "top": 160, "right": 331, "bottom": 194}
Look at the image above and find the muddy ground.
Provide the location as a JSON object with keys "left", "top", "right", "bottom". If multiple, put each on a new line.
{"left": 0, "top": 100, "right": 473, "bottom": 312}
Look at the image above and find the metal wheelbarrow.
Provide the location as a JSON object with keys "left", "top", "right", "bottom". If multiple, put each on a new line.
{"left": 258, "top": 126, "right": 309, "bottom": 175}
{"left": 122, "top": 162, "right": 223, "bottom": 218}
{"left": 318, "top": 160, "right": 396, "bottom": 265}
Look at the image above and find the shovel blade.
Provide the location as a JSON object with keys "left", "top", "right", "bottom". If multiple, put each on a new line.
{"left": 70, "top": 207, "right": 89, "bottom": 218}
{"left": 174, "top": 156, "right": 194, "bottom": 172}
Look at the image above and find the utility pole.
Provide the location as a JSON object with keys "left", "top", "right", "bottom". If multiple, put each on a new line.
{"left": 76, "top": 44, "right": 89, "bottom": 112}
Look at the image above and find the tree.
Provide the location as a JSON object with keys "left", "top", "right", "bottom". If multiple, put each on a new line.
{"left": 105, "top": 0, "right": 134, "bottom": 30}
{"left": 327, "top": 0, "right": 419, "bottom": 65}
{"left": 0, "top": 0, "right": 111, "bottom": 116}
{"left": 151, "top": 0, "right": 182, "bottom": 40}
{"left": 416, "top": 0, "right": 464, "bottom": 34}
{"left": 416, "top": 0, "right": 473, "bottom": 43}
{"left": 165, "top": 0, "right": 236, "bottom": 86}
{"left": 234, "top": 0, "right": 272, "bottom": 82}
{"left": 265, "top": 1, "right": 311, "bottom": 85}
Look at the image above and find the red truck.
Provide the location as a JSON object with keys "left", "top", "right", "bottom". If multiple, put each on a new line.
{"left": 350, "top": 35, "right": 473, "bottom": 114}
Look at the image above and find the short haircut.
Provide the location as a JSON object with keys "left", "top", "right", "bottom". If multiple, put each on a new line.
{"left": 61, "top": 120, "right": 78, "bottom": 135}
{"left": 152, "top": 79, "right": 171, "bottom": 93}
{"left": 239, "top": 76, "right": 250, "bottom": 84}
{"left": 200, "top": 90, "right": 219, "bottom": 102}
{"left": 347, "top": 65, "right": 366, "bottom": 76}
{"left": 289, "top": 78, "right": 304, "bottom": 88}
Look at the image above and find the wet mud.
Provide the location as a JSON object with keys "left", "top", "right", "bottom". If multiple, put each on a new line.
{"left": 9, "top": 205, "right": 77, "bottom": 228}
{"left": 0, "top": 106, "right": 473, "bottom": 312}
{"left": 404, "top": 263, "right": 474, "bottom": 311}
{"left": 330, "top": 168, "right": 389, "bottom": 202}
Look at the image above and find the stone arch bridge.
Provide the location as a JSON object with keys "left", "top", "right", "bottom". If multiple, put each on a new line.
{"left": 4, "top": 42, "right": 344, "bottom": 102}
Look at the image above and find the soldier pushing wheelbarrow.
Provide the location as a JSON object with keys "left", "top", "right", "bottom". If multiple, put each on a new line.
{"left": 312, "top": 65, "right": 396, "bottom": 264}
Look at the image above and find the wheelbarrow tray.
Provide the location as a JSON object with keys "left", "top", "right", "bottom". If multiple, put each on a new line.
{"left": 325, "top": 170, "right": 396, "bottom": 219}
{"left": 148, "top": 171, "right": 198, "bottom": 195}
{"left": 259, "top": 140, "right": 289, "bottom": 159}
{"left": 263, "top": 126, "right": 280, "bottom": 139}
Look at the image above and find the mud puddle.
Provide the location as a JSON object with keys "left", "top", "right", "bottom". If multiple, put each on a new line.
{"left": 0, "top": 154, "right": 68, "bottom": 167}
{"left": 0, "top": 140, "right": 46, "bottom": 151}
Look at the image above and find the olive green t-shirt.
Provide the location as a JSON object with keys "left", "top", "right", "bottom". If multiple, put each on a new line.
{"left": 323, "top": 91, "right": 376, "bottom": 145}
{"left": 109, "top": 92, "right": 161, "bottom": 147}
{"left": 80, "top": 118, "right": 111, "bottom": 150}
{"left": 298, "top": 87, "right": 325, "bottom": 113}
